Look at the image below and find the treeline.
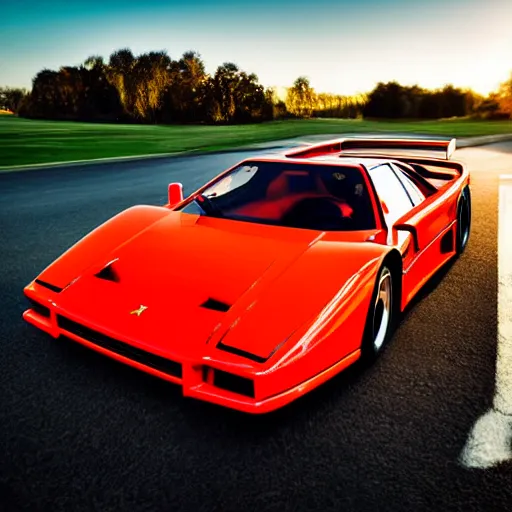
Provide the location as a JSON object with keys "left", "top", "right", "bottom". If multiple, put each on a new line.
{"left": 13, "top": 50, "right": 273, "bottom": 124}
{"left": 283, "top": 76, "right": 366, "bottom": 119}
{"left": 2, "top": 48, "right": 512, "bottom": 123}
{"left": 363, "top": 82, "right": 481, "bottom": 119}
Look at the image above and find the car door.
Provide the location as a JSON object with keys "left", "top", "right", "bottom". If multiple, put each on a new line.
{"left": 369, "top": 163, "right": 456, "bottom": 305}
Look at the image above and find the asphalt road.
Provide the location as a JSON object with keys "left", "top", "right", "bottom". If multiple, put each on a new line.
{"left": 1, "top": 143, "right": 512, "bottom": 512}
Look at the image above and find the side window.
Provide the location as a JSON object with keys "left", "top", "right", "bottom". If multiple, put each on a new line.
{"left": 368, "top": 164, "right": 414, "bottom": 224}
{"left": 390, "top": 164, "right": 425, "bottom": 206}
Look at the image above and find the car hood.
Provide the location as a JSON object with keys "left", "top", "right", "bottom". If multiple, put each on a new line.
{"left": 37, "top": 208, "right": 384, "bottom": 363}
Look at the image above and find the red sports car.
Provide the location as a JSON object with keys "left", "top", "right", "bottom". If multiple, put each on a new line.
{"left": 23, "top": 137, "right": 471, "bottom": 413}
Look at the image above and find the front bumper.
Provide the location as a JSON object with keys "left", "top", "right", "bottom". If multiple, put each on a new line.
{"left": 23, "top": 300, "right": 360, "bottom": 414}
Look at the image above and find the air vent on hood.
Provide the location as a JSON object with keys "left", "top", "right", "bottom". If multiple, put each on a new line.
{"left": 35, "top": 279, "right": 63, "bottom": 293}
{"left": 95, "top": 262, "right": 120, "bottom": 283}
{"left": 200, "top": 298, "right": 231, "bottom": 312}
{"left": 216, "top": 341, "right": 267, "bottom": 363}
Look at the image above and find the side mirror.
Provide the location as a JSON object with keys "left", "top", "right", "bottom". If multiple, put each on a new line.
{"left": 168, "top": 182, "right": 184, "bottom": 208}
{"left": 393, "top": 223, "right": 420, "bottom": 252}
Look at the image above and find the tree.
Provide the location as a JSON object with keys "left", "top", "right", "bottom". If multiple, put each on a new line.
{"left": 496, "top": 73, "right": 512, "bottom": 118}
{"left": 232, "top": 72, "right": 267, "bottom": 122}
{"left": 207, "top": 62, "right": 239, "bottom": 122}
{"left": 436, "top": 85, "right": 467, "bottom": 118}
{"left": 474, "top": 95, "right": 503, "bottom": 119}
{"left": 162, "top": 51, "right": 208, "bottom": 123}
{"left": 19, "top": 55, "right": 123, "bottom": 121}
{"left": 84, "top": 55, "right": 105, "bottom": 71}
{"left": 27, "top": 69, "right": 61, "bottom": 118}
{"left": 312, "top": 92, "right": 365, "bottom": 119}
{"left": 56, "top": 66, "right": 87, "bottom": 117}
{"left": 107, "top": 48, "right": 137, "bottom": 117}
{"left": 0, "top": 87, "right": 28, "bottom": 113}
{"left": 82, "top": 55, "right": 123, "bottom": 121}
{"left": 286, "top": 76, "right": 316, "bottom": 117}
{"left": 132, "top": 51, "right": 171, "bottom": 122}
{"left": 263, "top": 87, "right": 279, "bottom": 120}
{"left": 363, "top": 81, "right": 411, "bottom": 118}
{"left": 203, "top": 63, "right": 270, "bottom": 123}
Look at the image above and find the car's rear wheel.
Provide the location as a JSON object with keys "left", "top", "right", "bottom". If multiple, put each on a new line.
{"left": 456, "top": 187, "right": 471, "bottom": 255}
{"left": 361, "top": 265, "right": 395, "bottom": 363}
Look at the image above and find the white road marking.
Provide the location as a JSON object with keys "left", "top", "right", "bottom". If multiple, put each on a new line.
{"left": 460, "top": 175, "right": 512, "bottom": 469}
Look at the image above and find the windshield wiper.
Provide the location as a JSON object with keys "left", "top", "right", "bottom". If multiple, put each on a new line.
{"left": 193, "top": 194, "right": 223, "bottom": 217}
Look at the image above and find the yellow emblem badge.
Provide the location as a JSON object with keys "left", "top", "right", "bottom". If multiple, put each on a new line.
{"left": 130, "top": 305, "right": 148, "bottom": 317}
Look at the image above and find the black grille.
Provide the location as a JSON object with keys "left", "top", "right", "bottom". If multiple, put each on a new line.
{"left": 28, "top": 298, "right": 50, "bottom": 318}
{"left": 57, "top": 315, "right": 182, "bottom": 378}
{"left": 212, "top": 369, "right": 255, "bottom": 398}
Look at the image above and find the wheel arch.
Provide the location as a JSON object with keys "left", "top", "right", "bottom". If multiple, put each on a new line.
{"left": 456, "top": 183, "right": 471, "bottom": 213}
{"left": 382, "top": 248, "right": 403, "bottom": 315}
{"left": 455, "top": 184, "right": 472, "bottom": 254}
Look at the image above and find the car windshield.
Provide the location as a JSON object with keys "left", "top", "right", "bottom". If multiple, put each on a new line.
{"left": 179, "top": 161, "right": 376, "bottom": 231}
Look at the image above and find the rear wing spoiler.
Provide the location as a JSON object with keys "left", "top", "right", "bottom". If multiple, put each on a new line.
{"left": 285, "top": 137, "right": 457, "bottom": 160}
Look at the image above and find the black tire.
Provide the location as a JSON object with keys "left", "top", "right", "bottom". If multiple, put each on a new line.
{"left": 456, "top": 186, "right": 471, "bottom": 255}
{"left": 360, "top": 264, "right": 396, "bottom": 363}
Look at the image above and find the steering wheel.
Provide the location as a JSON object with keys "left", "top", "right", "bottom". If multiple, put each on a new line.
{"left": 281, "top": 196, "right": 353, "bottom": 230}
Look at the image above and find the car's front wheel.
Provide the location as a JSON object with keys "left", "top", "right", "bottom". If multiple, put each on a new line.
{"left": 361, "top": 265, "right": 395, "bottom": 362}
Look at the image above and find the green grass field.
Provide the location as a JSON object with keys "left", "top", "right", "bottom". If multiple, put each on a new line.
{"left": 1, "top": 115, "right": 512, "bottom": 167}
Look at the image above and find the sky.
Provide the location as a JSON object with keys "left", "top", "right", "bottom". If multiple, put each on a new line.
{"left": 1, "top": 0, "right": 511, "bottom": 96}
